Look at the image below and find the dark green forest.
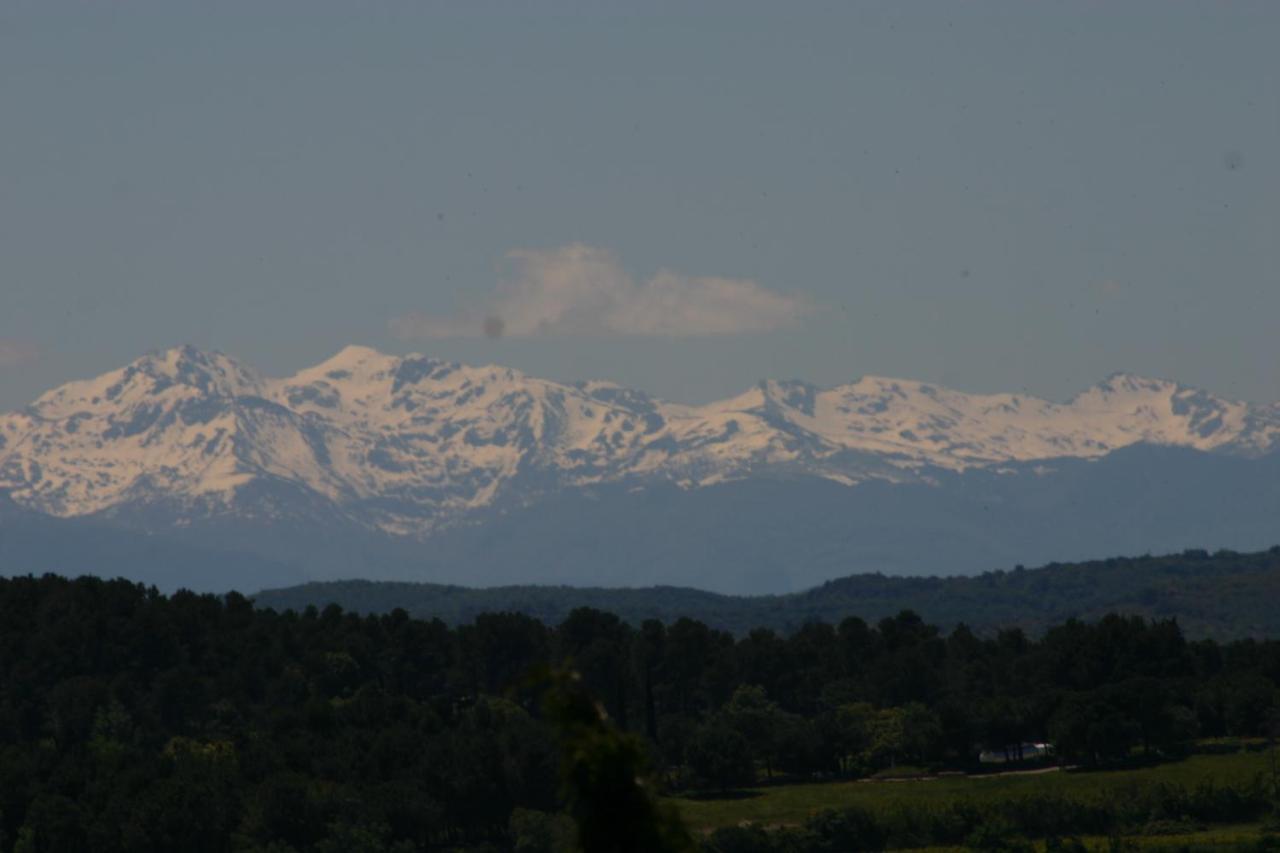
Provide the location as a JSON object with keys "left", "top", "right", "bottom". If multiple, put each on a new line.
{"left": 4, "top": 574, "right": 1280, "bottom": 851}
{"left": 256, "top": 546, "right": 1280, "bottom": 639}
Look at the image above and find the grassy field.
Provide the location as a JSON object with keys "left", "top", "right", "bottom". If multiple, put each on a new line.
{"left": 669, "top": 748, "right": 1277, "bottom": 835}
{"left": 901, "top": 824, "right": 1269, "bottom": 852}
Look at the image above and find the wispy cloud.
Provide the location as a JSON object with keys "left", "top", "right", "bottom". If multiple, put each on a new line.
{"left": 0, "top": 340, "right": 38, "bottom": 369}
{"left": 391, "top": 244, "right": 811, "bottom": 339}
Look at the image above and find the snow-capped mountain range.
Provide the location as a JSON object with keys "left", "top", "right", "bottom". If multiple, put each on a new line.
{"left": 2, "top": 344, "right": 1278, "bottom": 541}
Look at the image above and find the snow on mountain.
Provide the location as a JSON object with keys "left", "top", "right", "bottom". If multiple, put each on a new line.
{"left": 0, "top": 346, "right": 343, "bottom": 519}
{"left": 781, "top": 372, "right": 1273, "bottom": 467}
{"left": 1, "top": 345, "right": 1277, "bottom": 537}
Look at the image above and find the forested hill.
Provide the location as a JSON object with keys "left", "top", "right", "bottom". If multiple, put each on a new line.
{"left": 254, "top": 546, "right": 1280, "bottom": 639}
{"left": 7, "top": 572, "right": 1280, "bottom": 850}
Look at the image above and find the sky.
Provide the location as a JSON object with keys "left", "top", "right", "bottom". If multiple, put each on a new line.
{"left": 1, "top": 1, "right": 1277, "bottom": 411}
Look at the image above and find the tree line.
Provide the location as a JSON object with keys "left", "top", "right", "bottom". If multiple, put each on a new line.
{"left": 1, "top": 574, "right": 1279, "bottom": 851}
{"left": 254, "top": 546, "right": 1280, "bottom": 640}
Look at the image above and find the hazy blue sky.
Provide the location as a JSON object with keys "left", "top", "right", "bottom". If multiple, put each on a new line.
{"left": 2, "top": 2, "right": 1277, "bottom": 410}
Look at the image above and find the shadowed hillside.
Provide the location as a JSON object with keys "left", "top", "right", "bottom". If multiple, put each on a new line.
{"left": 255, "top": 545, "right": 1280, "bottom": 639}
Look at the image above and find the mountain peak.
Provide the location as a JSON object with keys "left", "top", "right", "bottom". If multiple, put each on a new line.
{"left": 281, "top": 345, "right": 400, "bottom": 389}
{"left": 4, "top": 348, "right": 1279, "bottom": 532}
{"left": 322, "top": 344, "right": 391, "bottom": 369}
{"left": 142, "top": 345, "right": 260, "bottom": 390}
{"left": 1092, "top": 371, "right": 1181, "bottom": 394}
{"left": 28, "top": 345, "right": 261, "bottom": 418}
{"left": 1068, "top": 373, "right": 1208, "bottom": 409}
{"left": 846, "top": 375, "right": 932, "bottom": 393}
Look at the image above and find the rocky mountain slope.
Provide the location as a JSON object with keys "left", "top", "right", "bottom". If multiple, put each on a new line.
{"left": 3, "top": 345, "right": 1277, "bottom": 542}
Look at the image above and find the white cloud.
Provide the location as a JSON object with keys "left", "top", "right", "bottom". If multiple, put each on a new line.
{"left": 391, "top": 244, "right": 811, "bottom": 339}
{"left": 0, "top": 340, "right": 38, "bottom": 369}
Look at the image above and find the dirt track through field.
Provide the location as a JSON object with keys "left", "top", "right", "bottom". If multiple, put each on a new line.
{"left": 860, "top": 764, "right": 1072, "bottom": 783}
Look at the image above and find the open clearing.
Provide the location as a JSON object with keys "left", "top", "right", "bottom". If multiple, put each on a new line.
{"left": 668, "top": 749, "right": 1276, "bottom": 834}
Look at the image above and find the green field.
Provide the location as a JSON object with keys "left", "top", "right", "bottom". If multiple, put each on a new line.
{"left": 669, "top": 748, "right": 1277, "bottom": 837}
{"left": 902, "top": 824, "right": 1269, "bottom": 852}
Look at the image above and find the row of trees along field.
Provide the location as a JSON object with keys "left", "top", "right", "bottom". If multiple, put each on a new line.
{"left": 1, "top": 574, "right": 1280, "bottom": 851}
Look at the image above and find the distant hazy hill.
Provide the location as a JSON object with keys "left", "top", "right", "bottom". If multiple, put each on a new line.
{"left": 0, "top": 493, "right": 305, "bottom": 593}
{"left": 255, "top": 546, "right": 1280, "bottom": 639}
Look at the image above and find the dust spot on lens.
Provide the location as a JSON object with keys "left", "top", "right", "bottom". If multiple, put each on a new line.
{"left": 482, "top": 316, "right": 505, "bottom": 339}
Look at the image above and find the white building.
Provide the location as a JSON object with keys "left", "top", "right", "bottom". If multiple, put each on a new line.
{"left": 978, "top": 742, "right": 1054, "bottom": 764}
